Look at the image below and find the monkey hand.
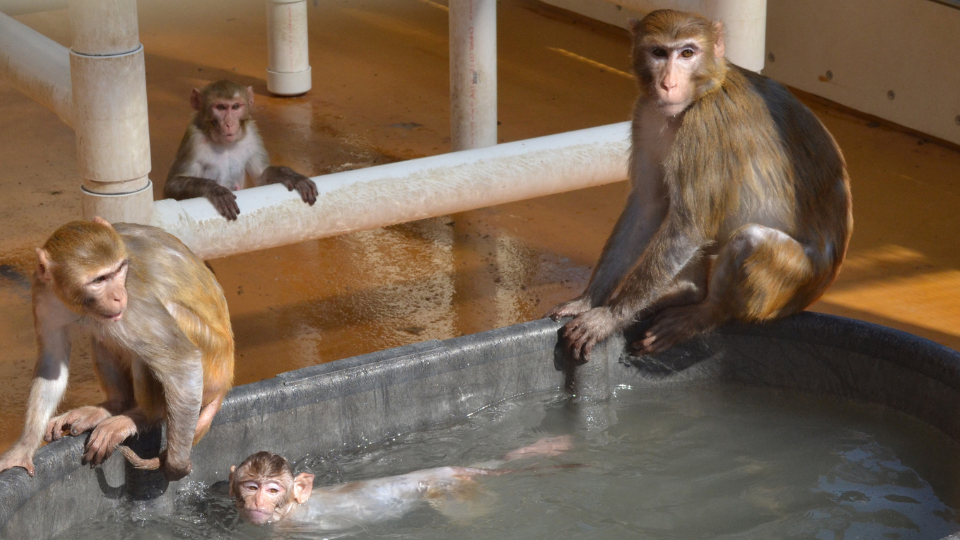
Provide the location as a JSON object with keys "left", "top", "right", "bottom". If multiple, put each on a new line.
{"left": 84, "top": 414, "right": 138, "bottom": 466}
{"left": 282, "top": 174, "right": 318, "bottom": 206}
{"left": 0, "top": 443, "right": 37, "bottom": 476}
{"left": 561, "top": 307, "right": 619, "bottom": 362}
{"left": 206, "top": 185, "right": 240, "bottom": 221}
{"left": 545, "top": 295, "right": 593, "bottom": 321}
{"left": 45, "top": 405, "right": 113, "bottom": 442}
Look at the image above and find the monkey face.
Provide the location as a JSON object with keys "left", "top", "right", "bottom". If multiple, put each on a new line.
{"left": 645, "top": 44, "right": 704, "bottom": 117}
{"left": 230, "top": 463, "right": 315, "bottom": 525}
{"left": 235, "top": 477, "right": 292, "bottom": 524}
{"left": 81, "top": 259, "right": 128, "bottom": 322}
{"left": 207, "top": 96, "right": 248, "bottom": 145}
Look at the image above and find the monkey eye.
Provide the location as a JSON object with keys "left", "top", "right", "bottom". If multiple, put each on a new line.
{"left": 216, "top": 104, "right": 227, "bottom": 111}
{"left": 680, "top": 49, "right": 695, "bottom": 58}
{"left": 92, "top": 275, "right": 108, "bottom": 284}
{"left": 651, "top": 48, "right": 667, "bottom": 58}
{"left": 232, "top": 103, "right": 241, "bottom": 110}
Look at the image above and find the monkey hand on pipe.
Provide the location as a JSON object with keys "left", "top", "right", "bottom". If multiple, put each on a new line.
{"left": 547, "top": 9, "right": 852, "bottom": 362}
{"left": 0, "top": 217, "right": 234, "bottom": 480}
{"left": 229, "top": 436, "right": 576, "bottom": 529}
{"left": 163, "top": 79, "right": 318, "bottom": 221}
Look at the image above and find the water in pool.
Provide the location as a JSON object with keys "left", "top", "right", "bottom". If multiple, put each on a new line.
{"left": 59, "top": 385, "right": 960, "bottom": 539}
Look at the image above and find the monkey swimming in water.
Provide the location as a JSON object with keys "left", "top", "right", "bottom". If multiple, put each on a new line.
{"left": 229, "top": 436, "right": 575, "bottom": 530}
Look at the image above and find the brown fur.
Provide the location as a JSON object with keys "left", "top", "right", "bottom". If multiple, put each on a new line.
{"left": 548, "top": 10, "right": 852, "bottom": 360}
{"left": 0, "top": 219, "right": 234, "bottom": 479}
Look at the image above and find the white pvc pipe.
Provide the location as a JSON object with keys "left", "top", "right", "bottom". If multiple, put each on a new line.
{"left": 152, "top": 122, "right": 631, "bottom": 260}
{"left": 449, "top": 0, "right": 497, "bottom": 151}
{"left": 266, "top": 0, "right": 311, "bottom": 96}
{"left": 609, "top": 0, "right": 767, "bottom": 72}
{"left": 69, "top": 0, "right": 153, "bottom": 224}
{"left": 0, "top": 11, "right": 74, "bottom": 126}
{"left": 0, "top": 0, "right": 68, "bottom": 15}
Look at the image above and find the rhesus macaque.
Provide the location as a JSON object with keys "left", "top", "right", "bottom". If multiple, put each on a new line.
{"left": 0, "top": 218, "right": 234, "bottom": 480}
{"left": 548, "top": 10, "right": 852, "bottom": 360}
{"left": 229, "top": 436, "right": 573, "bottom": 529}
{"left": 164, "top": 79, "right": 318, "bottom": 220}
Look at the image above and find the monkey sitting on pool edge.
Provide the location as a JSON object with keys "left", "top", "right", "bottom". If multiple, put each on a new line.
{"left": 164, "top": 79, "right": 318, "bottom": 221}
{"left": 0, "top": 218, "right": 234, "bottom": 480}
{"left": 548, "top": 10, "right": 853, "bottom": 361}
{"left": 228, "top": 436, "right": 575, "bottom": 530}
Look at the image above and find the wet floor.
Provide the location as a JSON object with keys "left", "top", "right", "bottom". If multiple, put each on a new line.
{"left": 0, "top": 0, "right": 959, "bottom": 451}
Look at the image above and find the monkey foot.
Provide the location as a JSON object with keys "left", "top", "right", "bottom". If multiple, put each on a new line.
{"left": 632, "top": 304, "right": 718, "bottom": 355}
{"left": 84, "top": 415, "right": 139, "bottom": 466}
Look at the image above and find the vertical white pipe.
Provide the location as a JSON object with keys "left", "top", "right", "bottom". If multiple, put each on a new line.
{"left": 69, "top": 0, "right": 153, "bottom": 224}
{"left": 0, "top": 12, "right": 74, "bottom": 126}
{"left": 266, "top": 0, "right": 311, "bottom": 96}
{"left": 449, "top": 0, "right": 497, "bottom": 151}
{"left": 702, "top": 0, "right": 766, "bottom": 72}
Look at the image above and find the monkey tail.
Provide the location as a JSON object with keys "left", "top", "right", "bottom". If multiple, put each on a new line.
{"left": 118, "top": 445, "right": 162, "bottom": 470}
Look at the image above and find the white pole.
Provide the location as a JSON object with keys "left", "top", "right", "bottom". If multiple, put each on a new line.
{"left": 266, "top": 0, "right": 311, "bottom": 96}
{"left": 0, "top": 12, "right": 73, "bottom": 126}
{"left": 449, "top": 0, "right": 497, "bottom": 151}
{"left": 69, "top": 0, "right": 153, "bottom": 224}
{"left": 0, "top": 0, "right": 68, "bottom": 15}
{"left": 151, "top": 122, "right": 631, "bottom": 260}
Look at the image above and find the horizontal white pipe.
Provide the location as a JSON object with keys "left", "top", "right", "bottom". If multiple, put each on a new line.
{"left": 607, "top": 0, "right": 767, "bottom": 72}
{"left": 152, "top": 122, "right": 632, "bottom": 260}
{"left": 0, "top": 0, "right": 68, "bottom": 15}
{"left": 0, "top": 11, "right": 74, "bottom": 126}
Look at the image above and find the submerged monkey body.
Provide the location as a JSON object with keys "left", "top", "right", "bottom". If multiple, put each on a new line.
{"left": 288, "top": 466, "right": 494, "bottom": 530}
{"left": 551, "top": 10, "right": 852, "bottom": 358}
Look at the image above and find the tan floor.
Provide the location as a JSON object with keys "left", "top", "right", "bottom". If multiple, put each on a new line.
{"left": 0, "top": 0, "right": 958, "bottom": 451}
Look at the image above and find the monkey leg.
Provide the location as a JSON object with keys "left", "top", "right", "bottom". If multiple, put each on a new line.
{"left": 637, "top": 225, "right": 816, "bottom": 355}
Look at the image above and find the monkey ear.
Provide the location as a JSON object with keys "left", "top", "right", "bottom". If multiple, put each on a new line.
{"left": 91, "top": 216, "right": 113, "bottom": 229}
{"left": 36, "top": 248, "right": 55, "bottom": 283}
{"left": 246, "top": 86, "right": 255, "bottom": 107}
{"left": 628, "top": 18, "right": 641, "bottom": 35}
{"left": 713, "top": 21, "right": 726, "bottom": 59}
{"left": 228, "top": 465, "right": 237, "bottom": 497}
{"left": 190, "top": 88, "right": 203, "bottom": 112}
{"left": 292, "top": 472, "right": 314, "bottom": 504}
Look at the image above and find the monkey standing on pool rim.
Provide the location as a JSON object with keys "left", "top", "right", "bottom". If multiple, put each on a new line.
{"left": 548, "top": 10, "right": 853, "bottom": 360}
{"left": 0, "top": 218, "right": 234, "bottom": 480}
{"left": 164, "top": 79, "right": 318, "bottom": 220}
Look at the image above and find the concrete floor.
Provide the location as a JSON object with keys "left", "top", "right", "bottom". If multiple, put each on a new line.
{"left": 0, "top": 0, "right": 958, "bottom": 451}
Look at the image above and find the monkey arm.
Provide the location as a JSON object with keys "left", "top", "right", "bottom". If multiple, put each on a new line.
{"left": 0, "top": 309, "right": 72, "bottom": 476}
{"left": 562, "top": 217, "right": 702, "bottom": 361}
{"left": 547, "top": 187, "right": 666, "bottom": 320}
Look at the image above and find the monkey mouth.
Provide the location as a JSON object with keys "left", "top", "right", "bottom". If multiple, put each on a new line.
{"left": 98, "top": 311, "right": 123, "bottom": 322}
{"left": 244, "top": 509, "right": 273, "bottom": 525}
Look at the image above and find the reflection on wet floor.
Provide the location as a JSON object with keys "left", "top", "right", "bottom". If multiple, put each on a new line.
{"left": 0, "top": 0, "right": 958, "bottom": 451}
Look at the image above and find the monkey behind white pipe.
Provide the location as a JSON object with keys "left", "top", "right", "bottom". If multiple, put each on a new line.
{"left": 153, "top": 122, "right": 631, "bottom": 260}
